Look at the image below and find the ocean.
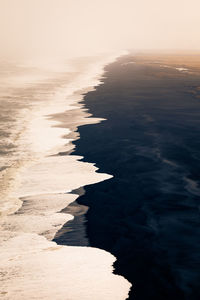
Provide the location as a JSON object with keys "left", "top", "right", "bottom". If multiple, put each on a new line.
{"left": 2, "top": 52, "right": 200, "bottom": 300}
{"left": 56, "top": 54, "right": 200, "bottom": 300}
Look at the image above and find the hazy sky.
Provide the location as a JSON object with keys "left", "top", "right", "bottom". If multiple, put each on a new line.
{"left": 0, "top": 0, "right": 200, "bottom": 60}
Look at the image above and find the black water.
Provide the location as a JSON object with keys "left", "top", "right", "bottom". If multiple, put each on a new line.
{"left": 56, "top": 56, "right": 200, "bottom": 300}
{"left": 54, "top": 187, "right": 89, "bottom": 246}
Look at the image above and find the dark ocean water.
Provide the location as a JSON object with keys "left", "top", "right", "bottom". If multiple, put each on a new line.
{"left": 55, "top": 55, "right": 200, "bottom": 300}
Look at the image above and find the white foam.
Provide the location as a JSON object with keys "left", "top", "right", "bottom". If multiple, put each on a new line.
{"left": 0, "top": 155, "right": 112, "bottom": 242}
{"left": 175, "top": 67, "right": 188, "bottom": 72}
{"left": 122, "top": 61, "right": 135, "bottom": 65}
{"left": 15, "top": 155, "right": 112, "bottom": 198}
{"left": 0, "top": 234, "right": 131, "bottom": 300}
{"left": 0, "top": 193, "right": 77, "bottom": 243}
{"left": 0, "top": 52, "right": 131, "bottom": 299}
{"left": 159, "top": 64, "right": 189, "bottom": 73}
{"left": 0, "top": 52, "right": 121, "bottom": 216}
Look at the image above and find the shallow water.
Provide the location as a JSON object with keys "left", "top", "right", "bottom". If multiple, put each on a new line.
{"left": 64, "top": 55, "right": 200, "bottom": 300}
{"left": 0, "top": 54, "right": 131, "bottom": 300}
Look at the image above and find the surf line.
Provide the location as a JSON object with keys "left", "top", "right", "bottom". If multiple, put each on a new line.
{"left": 0, "top": 54, "right": 131, "bottom": 300}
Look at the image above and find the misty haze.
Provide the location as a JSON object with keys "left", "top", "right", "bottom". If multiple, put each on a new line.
{"left": 0, "top": 1, "right": 200, "bottom": 300}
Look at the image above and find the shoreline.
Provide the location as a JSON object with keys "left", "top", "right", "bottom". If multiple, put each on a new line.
{"left": 61, "top": 53, "right": 200, "bottom": 300}
{"left": 0, "top": 53, "right": 131, "bottom": 300}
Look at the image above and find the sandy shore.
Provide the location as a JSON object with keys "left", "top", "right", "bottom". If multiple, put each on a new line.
{"left": 0, "top": 54, "right": 131, "bottom": 300}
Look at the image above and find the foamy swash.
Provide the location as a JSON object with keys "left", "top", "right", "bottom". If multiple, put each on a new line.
{"left": 0, "top": 54, "right": 131, "bottom": 299}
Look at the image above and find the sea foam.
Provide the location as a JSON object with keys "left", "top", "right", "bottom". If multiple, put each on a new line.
{"left": 0, "top": 53, "right": 131, "bottom": 299}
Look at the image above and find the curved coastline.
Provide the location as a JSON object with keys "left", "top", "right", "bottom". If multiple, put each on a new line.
{"left": 0, "top": 53, "right": 131, "bottom": 300}
{"left": 66, "top": 54, "right": 200, "bottom": 300}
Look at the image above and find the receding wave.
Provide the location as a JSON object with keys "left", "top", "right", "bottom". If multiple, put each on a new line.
{"left": 0, "top": 53, "right": 131, "bottom": 299}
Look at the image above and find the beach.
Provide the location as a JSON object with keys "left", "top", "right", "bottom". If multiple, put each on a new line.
{"left": 1, "top": 52, "right": 200, "bottom": 300}
{"left": 0, "top": 54, "right": 131, "bottom": 300}
{"left": 56, "top": 53, "right": 200, "bottom": 300}
{"left": 1, "top": 0, "right": 200, "bottom": 299}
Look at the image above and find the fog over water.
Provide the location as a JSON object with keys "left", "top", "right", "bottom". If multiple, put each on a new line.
{"left": 0, "top": 1, "right": 200, "bottom": 299}
{"left": 0, "top": 0, "right": 200, "bottom": 61}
